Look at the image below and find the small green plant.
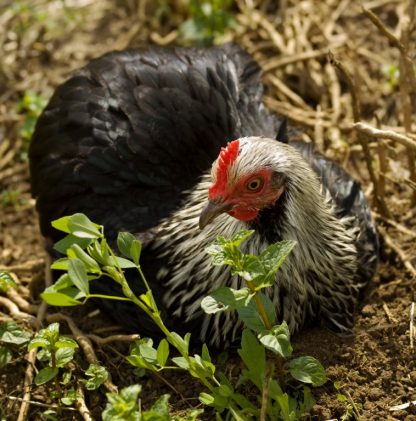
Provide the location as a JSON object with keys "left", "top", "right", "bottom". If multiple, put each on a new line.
{"left": 16, "top": 91, "right": 47, "bottom": 142}
{"left": 179, "top": 0, "right": 237, "bottom": 46}
{"left": 0, "top": 275, "right": 31, "bottom": 367}
{"left": 334, "top": 381, "right": 362, "bottom": 421}
{"left": 103, "top": 384, "right": 203, "bottom": 421}
{"left": 0, "top": 320, "right": 32, "bottom": 369}
{"left": 0, "top": 272, "right": 17, "bottom": 292}
{"left": 8, "top": 1, "right": 82, "bottom": 36}
{"left": 381, "top": 63, "right": 400, "bottom": 93}
{"left": 27, "top": 322, "right": 109, "bottom": 408}
{"left": 42, "top": 213, "right": 326, "bottom": 419}
{"left": 1, "top": 188, "right": 25, "bottom": 208}
{"left": 28, "top": 323, "right": 79, "bottom": 397}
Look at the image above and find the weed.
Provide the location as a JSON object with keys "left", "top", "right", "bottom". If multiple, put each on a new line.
{"left": 41, "top": 213, "right": 327, "bottom": 419}
{"left": 334, "top": 381, "right": 362, "bottom": 421}
{"left": 16, "top": 91, "right": 47, "bottom": 161}
{"left": 103, "top": 384, "right": 203, "bottom": 421}
{"left": 27, "top": 322, "right": 108, "bottom": 406}
{"left": 179, "top": 0, "right": 237, "bottom": 46}
{"left": 1, "top": 188, "right": 25, "bottom": 208}
{"left": 0, "top": 320, "right": 32, "bottom": 369}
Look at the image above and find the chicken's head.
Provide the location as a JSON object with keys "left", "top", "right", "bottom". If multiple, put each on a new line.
{"left": 199, "top": 137, "right": 288, "bottom": 229}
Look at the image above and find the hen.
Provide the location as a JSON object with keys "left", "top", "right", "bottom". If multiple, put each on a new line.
{"left": 29, "top": 44, "right": 378, "bottom": 347}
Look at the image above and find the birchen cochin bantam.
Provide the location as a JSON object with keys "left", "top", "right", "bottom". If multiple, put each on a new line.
{"left": 29, "top": 43, "right": 379, "bottom": 347}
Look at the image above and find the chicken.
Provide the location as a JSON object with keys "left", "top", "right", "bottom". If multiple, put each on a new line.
{"left": 29, "top": 44, "right": 378, "bottom": 347}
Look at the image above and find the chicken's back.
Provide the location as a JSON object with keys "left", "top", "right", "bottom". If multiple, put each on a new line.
{"left": 29, "top": 44, "right": 281, "bottom": 242}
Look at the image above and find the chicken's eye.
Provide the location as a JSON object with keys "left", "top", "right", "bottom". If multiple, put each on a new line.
{"left": 246, "top": 177, "right": 263, "bottom": 192}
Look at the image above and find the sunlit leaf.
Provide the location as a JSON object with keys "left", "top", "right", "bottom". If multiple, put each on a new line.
{"left": 289, "top": 356, "right": 327, "bottom": 386}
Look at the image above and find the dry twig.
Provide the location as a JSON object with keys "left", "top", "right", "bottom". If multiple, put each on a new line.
{"left": 329, "top": 52, "right": 390, "bottom": 217}
{"left": 378, "top": 226, "right": 416, "bottom": 278}
{"left": 353, "top": 122, "right": 416, "bottom": 150}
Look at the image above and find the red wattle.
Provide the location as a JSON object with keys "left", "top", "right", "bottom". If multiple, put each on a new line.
{"left": 228, "top": 207, "right": 259, "bottom": 222}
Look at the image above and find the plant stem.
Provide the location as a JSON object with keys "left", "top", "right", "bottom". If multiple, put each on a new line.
{"left": 246, "top": 280, "right": 272, "bottom": 330}
{"left": 51, "top": 352, "right": 62, "bottom": 403}
{"left": 88, "top": 294, "right": 132, "bottom": 302}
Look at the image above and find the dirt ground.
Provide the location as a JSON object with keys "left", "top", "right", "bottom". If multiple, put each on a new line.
{"left": 1, "top": 0, "right": 416, "bottom": 419}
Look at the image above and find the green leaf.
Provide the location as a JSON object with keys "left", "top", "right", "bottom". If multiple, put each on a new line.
{"left": 217, "top": 384, "right": 233, "bottom": 397}
{"left": 130, "top": 240, "right": 142, "bottom": 266}
{"left": 275, "top": 393, "right": 295, "bottom": 421}
{"left": 55, "top": 337, "right": 78, "bottom": 349}
{"left": 140, "top": 290, "right": 157, "bottom": 311}
{"left": 117, "top": 232, "right": 135, "bottom": 258}
{"left": 67, "top": 213, "right": 102, "bottom": 238}
{"left": 191, "top": 354, "right": 215, "bottom": 377}
{"left": 102, "top": 384, "right": 141, "bottom": 421}
{"left": 0, "top": 321, "right": 32, "bottom": 345}
{"left": 0, "top": 346, "right": 13, "bottom": 367}
{"left": 172, "top": 356, "right": 190, "bottom": 370}
{"left": 0, "top": 272, "right": 17, "bottom": 291}
{"left": 50, "top": 258, "right": 70, "bottom": 271}
{"left": 237, "top": 292, "right": 276, "bottom": 331}
{"left": 56, "top": 347, "right": 76, "bottom": 366}
{"left": 38, "top": 323, "right": 60, "bottom": 345}
{"left": 53, "top": 235, "right": 93, "bottom": 254}
{"left": 237, "top": 329, "right": 265, "bottom": 388}
{"left": 206, "top": 230, "right": 253, "bottom": 268}
{"left": 168, "top": 332, "right": 190, "bottom": 355}
{"left": 156, "top": 339, "right": 169, "bottom": 367}
{"left": 138, "top": 338, "right": 157, "bottom": 364}
{"left": 252, "top": 240, "right": 296, "bottom": 288}
{"left": 201, "top": 343, "right": 211, "bottom": 364}
{"left": 68, "top": 258, "right": 90, "bottom": 295}
{"left": 258, "top": 322, "right": 292, "bottom": 357}
{"left": 289, "top": 356, "right": 327, "bottom": 386}
{"left": 61, "top": 370, "right": 72, "bottom": 385}
{"left": 199, "top": 392, "right": 215, "bottom": 405}
{"left": 51, "top": 216, "right": 71, "bottom": 234}
{"left": 87, "top": 240, "right": 111, "bottom": 266}
{"left": 126, "top": 354, "right": 156, "bottom": 372}
{"left": 35, "top": 367, "right": 59, "bottom": 385}
{"left": 41, "top": 291, "right": 84, "bottom": 307}
{"left": 117, "top": 232, "right": 142, "bottom": 265}
{"left": 69, "top": 244, "right": 101, "bottom": 273}
{"left": 84, "top": 363, "right": 108, "bottom": 390}
{"left": 28, "top": 337, "right": 50, "bottom": 351}
{"left": 230, "top": 229, "right": 255, "bottom": 245}
{"left": 61, "top": 389, "right": 79, "bottom": 406}
{"left": 237, "top": 300, "right": 265, "bottom": 332}
{"left": 145, "top": 394, "right": 170, "bottom": 419}
{"left": 110, "top": 256, "right": 137, "bottom": 269}
{"left": 127, "top": 339, "right": 158, "bottom": 371}
{"left": 201, "top": 287, "right": 252, "bottom": 314}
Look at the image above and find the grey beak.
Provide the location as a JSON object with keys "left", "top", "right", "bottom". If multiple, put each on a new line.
{"left": 199, "top": 201, "right": 234, "bottom": 229}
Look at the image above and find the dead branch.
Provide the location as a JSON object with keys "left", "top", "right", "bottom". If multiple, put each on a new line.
{"left": 88, "top": 333, "right": 140, "bottom": 346}
{"left": 17, "top": 349, "right": 39, "bottom": 421}
{"left": 75, "top": 386, "right": 93, "bottom": 421}
{"left": 378, "top": 226, "right": 416, "bottom": 278}
{"left": 353, "top": 122, "right": 416, "bottom": 150}
{"left": 329, "top": 52, "right": 390, "bottom": 217}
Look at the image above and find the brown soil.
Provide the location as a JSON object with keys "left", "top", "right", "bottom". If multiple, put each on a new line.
{"left": 1, "top": 1, "right": 415, "bottom": 420}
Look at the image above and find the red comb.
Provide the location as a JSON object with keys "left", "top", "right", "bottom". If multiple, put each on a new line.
{"left": 209, "top": 139, "right": 240, "bottom": 199}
